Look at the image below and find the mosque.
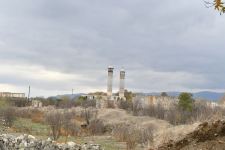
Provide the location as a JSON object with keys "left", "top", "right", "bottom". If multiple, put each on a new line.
{"left": 83, "top": 66, "right": 126, "bottom": 108}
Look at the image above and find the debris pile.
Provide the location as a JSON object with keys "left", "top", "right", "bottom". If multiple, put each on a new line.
{"left": 0, "top": 134, "right": 102, "bottom": 150}
{"left": 158, "top": 120, "right": 225, "bottom": 150}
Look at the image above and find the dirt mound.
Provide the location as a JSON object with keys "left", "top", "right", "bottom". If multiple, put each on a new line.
{"left": 152, "top": 123, "right": 199, "bottom": 148}
{"left": 157, "top": 120, "right": 225, "bottom": 150}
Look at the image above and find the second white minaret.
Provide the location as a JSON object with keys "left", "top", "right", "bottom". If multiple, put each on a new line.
{"left": 119, "top": 69, "right": 125, "bottom": 98}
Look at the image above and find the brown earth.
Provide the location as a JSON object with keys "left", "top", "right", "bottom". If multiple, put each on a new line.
{"left": 157, "top": 120, "right": 225, "bottom": 150}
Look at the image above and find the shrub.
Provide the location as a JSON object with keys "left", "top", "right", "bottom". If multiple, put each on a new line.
{"left": 31, "top": 110, "right": 44, "bottom": 123}
{"left": 118, "top": 100, "right": 133, "bottom": 111}
{"left": 1, "top": 107, "right": 16, "bottom": 127}
{"left": 112, "top": 124, "right": 154, "bottom": 150}
{"left": 107, "top": 100, "right": 115, "bottom": 108}
{"left": 88, "top": 119, "right": 105, "bottom": 135}
{"left": 45, "top": 110, "right": 64, "bottom": 140}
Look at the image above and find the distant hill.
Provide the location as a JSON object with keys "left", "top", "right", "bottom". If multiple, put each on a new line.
{"left": 144, "top": 91, "right": 225, "bottom": 101}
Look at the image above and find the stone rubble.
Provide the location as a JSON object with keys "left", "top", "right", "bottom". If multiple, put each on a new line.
{"left": 0, "top": 134, "right": 102, "bottom": 150}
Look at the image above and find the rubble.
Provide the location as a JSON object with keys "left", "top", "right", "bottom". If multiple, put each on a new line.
{"left": 157, "top": 120, "right": 225, "bottom": 150}
{"left": 0, "top": 134, "right": 102, "bottom": 150}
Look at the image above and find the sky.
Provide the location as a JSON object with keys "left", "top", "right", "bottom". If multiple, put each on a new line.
{"left": 0, "top": 0, "right": 225, "bottom": 97}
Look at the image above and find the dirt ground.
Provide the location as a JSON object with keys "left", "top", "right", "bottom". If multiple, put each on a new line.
{"left": 157, "top": 120, "right": 225, "bottom": 150}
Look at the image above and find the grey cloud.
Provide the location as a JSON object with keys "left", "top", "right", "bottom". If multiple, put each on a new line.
{"left": 0, "top": 0, "right": 225, "bottom": 96}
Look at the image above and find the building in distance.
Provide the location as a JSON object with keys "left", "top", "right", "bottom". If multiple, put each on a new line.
{"left": 0, "top": 92, "right": 25, "bottom": 98}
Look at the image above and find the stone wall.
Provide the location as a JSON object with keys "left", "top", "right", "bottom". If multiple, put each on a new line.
{"left": 0, "top": 134, "right": 102, "bottom": 150}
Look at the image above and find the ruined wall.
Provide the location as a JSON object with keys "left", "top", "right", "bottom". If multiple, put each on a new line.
{"left": 134, "top": 95, "right": 178, "bottom": 109}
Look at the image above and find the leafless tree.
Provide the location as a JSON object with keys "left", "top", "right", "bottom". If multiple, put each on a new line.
{"left": 88, "top": 119, "right": 105, "bottom": 135}
{"left": 132, "top": 99, "right": 144, "bottom": 116}
{"left": 45, "top": 110, "right": 64, "bottom": 140}
{"left": 112, "top": 123, "right": 154, "bottom": 150}
{"left": 62, "top": 110, "right": 75, "bottom": 142}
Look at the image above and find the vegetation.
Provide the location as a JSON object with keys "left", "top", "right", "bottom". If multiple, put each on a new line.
{"left": 13, "top": 118, "right": 50, "bottom": 136}
{"left": 1, "top": 91, "right": 225, "bottom": 149}
{"left": 112, "top": 123, "right": 154, "bottom": 150}
{"left": 131, "top": 97, "right": 224, "bottom": 125}
{"left": 178, "top": 93, "right": 194, "bottom": 112}
{"left": 0, "top": 97, "right": 28, "bottom": 107}
{"left": 0, "top": 107, "right": 16, "bottom": 127}
{"left": 205, "top": 0, "right": 225, "bottom": 14}
{"left": 45, "top": 111, "right": 64, "bottom": 140}
{"left": 124, "top": 90, "right": 135, "bottom": 101}
{"left": 161, "top": 92, "right": 168, "bottom": 97}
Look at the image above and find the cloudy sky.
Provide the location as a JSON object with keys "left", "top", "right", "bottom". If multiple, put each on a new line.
{"left": 0, "top": 0, "right": 225, "bottom": 97}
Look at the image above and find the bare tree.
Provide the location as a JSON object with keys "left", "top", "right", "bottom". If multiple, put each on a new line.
{"left": 45, "top": 110, "right": 64, "bottom": 140}
{"left": 62, "top": 110, "right": 75, "bottom": 142}
{"left": 88, "top": 119, "right": 105, "bottom": 135}
{"left": 112, "top": 123, "right": 154, "bottom": 150}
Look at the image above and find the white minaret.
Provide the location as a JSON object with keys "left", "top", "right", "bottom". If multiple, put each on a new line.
{"left": 119, "top": 69, "right": 125, "bottom": 98}
{"left": 107, "top": 66, "right": 114, "bottom": 97}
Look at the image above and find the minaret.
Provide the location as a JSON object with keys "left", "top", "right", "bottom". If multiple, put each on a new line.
{"left": 119, "top": 69, "right": 125, "bottom": 99}
{"left": 107, "top": 66, "right": 114, "bottom": 97}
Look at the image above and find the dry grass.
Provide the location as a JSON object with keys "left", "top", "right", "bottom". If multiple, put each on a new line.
{"left": 13, "top": 107, "right": 202, "bottom": 149}
{"left": 97, "top": 109, "right": 171, "bottom": 131}
{"left": 31, "top": 110, "right": 44, "bottom": 123}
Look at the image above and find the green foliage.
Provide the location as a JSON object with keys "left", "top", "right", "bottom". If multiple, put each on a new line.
{"left": 0, "top": 97, "right": 28, "bottom": 107}
{"left": 13, "top": 118, "right": 50, "bottom": 136}
{"left": 88, "top": 92, "right": 107, "bottom": 96}
{"left": 0, "top": 106, "right": 16, "bottom": 127}
{"left": 161, "top": 92, "right": 168, "bottom": 97}
{"left": 75, "top": 96, "right": 87, "bottom": 106}
{"left": 124, "top": 90, "right": 135, "bottom": 101}
{"left": 178, "top": 93, "right": 194, "bottom": 112}
{"left": 0, "top": 98, "right": 10, "bottom": 108}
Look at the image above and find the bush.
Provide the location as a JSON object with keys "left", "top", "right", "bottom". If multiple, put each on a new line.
{"left": 107, "top": 100, "right": 115, "bottom": 108}
{"left": 131, "top": 98, "right": 225, "bottom": 125}
{"left": 1, "top": 107, "right": 16, "bottom": 127}
{"left": 118, "top": 100, "right": 133, "bottom": 111}
{"left": 112, "top": 124, "right": 154, "bottom": 150}
{"left": 45, "top": 110, "right": 64, "bottom": 140}
{"left": 31, "top": 110, "right": 44, "bottom": 123}
{"left": 88, "top": 119, "right": 105, "bottom": 135}
{"left": 178, "top": 92, "right": 194, "bottom": 112}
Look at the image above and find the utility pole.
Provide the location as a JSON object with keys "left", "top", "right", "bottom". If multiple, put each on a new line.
{"left": 72, "top": 89, "right": 74, "bottom": 95}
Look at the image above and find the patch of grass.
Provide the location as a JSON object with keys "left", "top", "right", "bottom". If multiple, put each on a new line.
{"left": 11, "top": 118, "right": 127, "bottom": 150}
{"left": 12, "top": 118, "right": 50, "bottom": 136}
{"left": 57, "top": 136, "right": 126, "bottom": 150}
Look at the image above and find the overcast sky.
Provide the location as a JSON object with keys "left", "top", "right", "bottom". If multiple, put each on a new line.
{"left": 0, "top": 0, "right": 225, "bottom": 97}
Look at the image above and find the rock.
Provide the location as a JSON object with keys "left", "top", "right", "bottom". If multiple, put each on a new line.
{"left": 0, "top": 134, "right": 102, "bottom": 150}
{"left": 28, "top": 135, "right": 36, "bottom": 140}
{"left": 67, "top": 141, "right": 76, "bottom": 147}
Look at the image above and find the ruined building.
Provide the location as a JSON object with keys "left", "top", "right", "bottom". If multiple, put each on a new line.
{"left": 0, "top": 92, "right": 25, "bottom": 98}
{"left": 133, "top": 95, "right": 178, "bottom": 110}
